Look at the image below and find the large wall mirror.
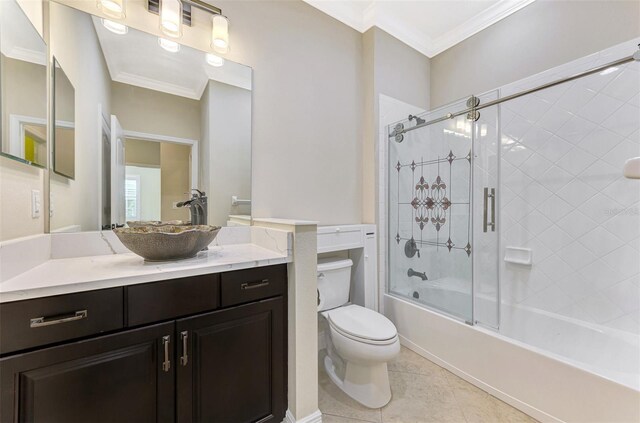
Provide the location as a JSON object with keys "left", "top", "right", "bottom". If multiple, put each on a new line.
{"left": 49, "top": 1, "right": 252, "bottom": 233}
{"left": 0, "top": 0, "right": 48, "bottom": 168}
{"left": 52, "top": 58, "right": 76, "bottom": 179}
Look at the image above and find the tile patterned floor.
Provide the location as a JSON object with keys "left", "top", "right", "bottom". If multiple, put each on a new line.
{"left": 319, "top": 347, "right": 538, "bottom": 423}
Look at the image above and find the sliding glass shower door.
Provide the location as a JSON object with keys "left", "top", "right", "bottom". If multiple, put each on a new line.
{"left": 388, "top": 98, "right": 474, "bottom": 323}
{"left": 387, "top": 95, "right": 500, "bottom": 327}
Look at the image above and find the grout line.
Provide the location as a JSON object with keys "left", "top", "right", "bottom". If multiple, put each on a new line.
{"left": 321, "top": 412, "right": 379, "bottom": 423}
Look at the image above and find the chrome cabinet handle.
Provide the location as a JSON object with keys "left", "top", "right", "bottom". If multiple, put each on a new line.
{"left": 162, "top": 335, "right": 171, "bottom": 372}
{"left": 483, "top": 187, "right": 496, "bottom": 233}
{"left": 180, "top": 331, "right": 188, "bottom": 366}
{"left": 30, "top": 310, "right": 88, "bottom": 328}
{"left": 240, "top": 279, "right": 269, "bottom": 290}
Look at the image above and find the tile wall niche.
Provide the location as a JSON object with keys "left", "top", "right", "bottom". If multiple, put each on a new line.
{"left": 499, "top": 38, "right": 640, "bottom": 334}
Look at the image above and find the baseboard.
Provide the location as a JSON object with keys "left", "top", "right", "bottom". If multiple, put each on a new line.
{"left": 283, "top": 409, "right": 323, "bottom": 423}
{"left": 399, "top": 335, "right": 563, "bottom": 423}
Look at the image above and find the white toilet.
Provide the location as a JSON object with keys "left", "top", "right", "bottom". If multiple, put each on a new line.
{"left": 317, "top": 257, "right": 400, "bottom": 408}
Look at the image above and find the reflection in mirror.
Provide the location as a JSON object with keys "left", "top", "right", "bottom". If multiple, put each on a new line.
{"left": 0, "top": 0, "right": 48, "bottom": 168}
{"left": 52, "top": 58, "right": 76, "bottom": 179}
{"left": 49, "top": 2, "right": 252, "bottom": 233}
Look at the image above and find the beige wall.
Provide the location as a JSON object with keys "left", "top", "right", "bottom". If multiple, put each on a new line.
{"left": 160, "top": 143, "right": 191, "bottom": 221}
{"left": 430, "top": 0, "right": 640, "bottom": 107}
{"left": 201, "top": 80, "right": 252, "bottom": 227}
{"left": 216, "top": 0, "right": 364, "bottom": 224}
{"left": 49, "top": 2, "right": 111, "bottom": 232}
{"left": 362, "top": 27, "right": 430, "bottom": 223}
{"left": 0, "top": 0, "right": 46, "bottom": 241}
{"left": 1, "top": 56, "right": 47, "bottom": 151}
{"left": 111, "top": 82, "right": 201, "bottom": 141}
{"left": 125, "top": 138, "right": 161, "bottom": 168}
{"left": 0, "top": 156, "right": 45, "bottom": 240}
{"left": 61, "top": 0, "right": 366, "bottom": 225}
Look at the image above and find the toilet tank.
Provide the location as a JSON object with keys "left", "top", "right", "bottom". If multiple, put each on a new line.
{"left": 317, "top": 257, "right": 353, "bottom": 312}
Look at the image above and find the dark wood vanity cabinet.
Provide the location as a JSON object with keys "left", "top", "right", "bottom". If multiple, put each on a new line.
{"left": 0, "top": 265, "right": 287, "bottom": 423}
{"left": 0, "top": 322, "right": 175, "bottom": 423}
{"left": 176, "top": 298, "right": 285, "bottom": 423}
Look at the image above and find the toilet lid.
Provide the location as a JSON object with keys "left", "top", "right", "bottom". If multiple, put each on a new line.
{"left": 327, "top": 305, "right": 397, "bottom": 342}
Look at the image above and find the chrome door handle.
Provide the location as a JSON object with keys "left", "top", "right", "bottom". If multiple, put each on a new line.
{"left": 162, "top": 335, "right": 171, "bottom": 372}
{"left": 30, "top": 310, "right": 88, "bottom": 328}
{"left": 180, "top": 331, "right": 188, "bottom": 366}
{"left": 483, "top": 187, "right": 496, "bottom": 232}
{"left": 240, "top": 279, "right": 269, "bottom": 290}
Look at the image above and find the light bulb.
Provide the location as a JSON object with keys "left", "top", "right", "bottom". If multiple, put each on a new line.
{"left": 206, "top": 53, "right": 225, "bottom": 67}
{"left": 158, "top": 37, "right": 180, "bottom": 53}
{"left": 97, "top": 0, "right": 125, "bottom": 19}
{"left": 160, "top": 0, "right": 182, "bottom": 38}
{"left": 102, "top": 19, "right": 128, "bottom": 35}
{"left": 211, "top": 14, "right": 229, "bottom": 54}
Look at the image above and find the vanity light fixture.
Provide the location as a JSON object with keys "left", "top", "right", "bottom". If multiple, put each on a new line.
{"left": 97, "top": 0, "right": 126, "bottom": 19}
{"left": 102, "top": 19, "right": 128, "bottom": 35}
{"left": 147, "top": 1, "right": 229, "bottom": 55}
{"left": 211, "top": 14, "right": 229, "bottom": 54}
{"left": 206, "top": 53, "right": 224, "bottom": 67}
{"left": 160, "top": 0, "right": 183, "bottom": 38}
{"left": 158, "top": 37, "right": 180, "bottom": 53}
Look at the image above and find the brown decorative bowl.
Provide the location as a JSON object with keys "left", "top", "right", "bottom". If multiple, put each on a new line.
{"left": 113, "top": 225, "right": 221, "bottom": 262}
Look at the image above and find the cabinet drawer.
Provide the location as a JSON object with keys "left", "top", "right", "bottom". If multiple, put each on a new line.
{"left": 221, "top": 265, "right": 286, "bottom": 307}
{"left": 317, "top": 226, "right": 363, "bottom": 253}
{"left": 0, "top": 288, "right": 123, "bottom": 355}
{"left": 127, "top": 274, "right": 220, "bottom": 326}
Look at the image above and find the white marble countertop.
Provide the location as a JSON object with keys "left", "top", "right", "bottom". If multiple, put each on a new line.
{"left": 0, "top": 243, "right": 290, "bottom": 303}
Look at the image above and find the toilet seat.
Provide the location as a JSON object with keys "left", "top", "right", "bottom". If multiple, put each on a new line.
{"left": 324, "top": 305, "right": 398, "bottom": 345}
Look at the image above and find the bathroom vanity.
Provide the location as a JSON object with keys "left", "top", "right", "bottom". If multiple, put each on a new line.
{"left": 0, "top": 263, "right": 287, "bottom": 422}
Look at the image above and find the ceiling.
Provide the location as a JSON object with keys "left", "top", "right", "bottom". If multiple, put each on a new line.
{"left": 302, "top": 0, "right": 536, "bottom": 57}
{"left": 0, "top": 0, "right": 46, "bottom": 65}
{"left": 92, "top": 16, "right": 252, "bottom": 100}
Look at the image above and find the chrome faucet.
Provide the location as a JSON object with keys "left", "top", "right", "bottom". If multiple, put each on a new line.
{"left": 408, "top": 268, "right": 428, "bottom": 281}
{"left": 177, "top": 189, "right": 208, "bottom": 225}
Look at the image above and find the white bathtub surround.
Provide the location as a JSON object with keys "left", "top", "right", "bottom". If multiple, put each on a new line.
{"left": 378, "top": 38, "right": 640, "bottom": 423}
{"left": 0, "top": 234, "right": 50, "bottom": 282}
{"left": 499, "top": 37, "right": 640, "bottom": 334}
{"left": 385, "top": 294, "right": 640, "bottom": 423}
{"left": 253, "top": 218, "right": 321, "bottom": 423}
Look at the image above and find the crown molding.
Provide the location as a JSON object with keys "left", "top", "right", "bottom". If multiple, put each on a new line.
{"left": 4, "top": 46, "right": 47, "bottom": 66}
{"left": 303, "top": 0, "right": 536, "bottom": 58}
{"left": 428, "top": 0, "right": 536, "bottom": 57}
{"left": 113, "top": 71, "right": 204, "bottom": 100}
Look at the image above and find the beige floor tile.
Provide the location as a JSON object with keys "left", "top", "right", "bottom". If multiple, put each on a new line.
{"left": 444, "top": 369, "right": 538, "bottom": 423}
{"left": 318, "top": 357, "right": 382, "bottom": 423}
{"left": 322, "top": 414, "right": 380, "bottom": 423}
{"left": 388, "top": 347, "right": 448, "bottom": 378}
{"left": 381, "top": 371, "right": 467, "bottom": 423}
{"left": 320, "top": 346, "right": 537, "bottom": 423}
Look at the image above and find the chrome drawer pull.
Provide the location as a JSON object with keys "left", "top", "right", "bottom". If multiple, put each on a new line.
{"left": 162, "top": 335, "right": 171, "bottom": 372}
{"left": 240, "top": 279, "right": 269, "bottom": 290}
{"left": 30, "top": 310, "right": 88, "bottom": 328}
{"left": 180, "top": 331, "right": 189, "bottom": 366}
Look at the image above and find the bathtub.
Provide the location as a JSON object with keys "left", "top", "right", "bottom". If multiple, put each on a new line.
{"left": 384, "top": 286, "right": 640, "bottom": 422}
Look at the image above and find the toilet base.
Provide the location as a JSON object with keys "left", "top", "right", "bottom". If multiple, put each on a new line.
{"left": 324, "top": 354, "right": 392, "bottom": 408}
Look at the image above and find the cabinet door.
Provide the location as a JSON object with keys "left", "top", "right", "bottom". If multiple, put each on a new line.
{"left": 0, "top": 322, "right": 175, "bottom": 423}
{"left": 177, "top": 297, "right": 285, "bottom": 423}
